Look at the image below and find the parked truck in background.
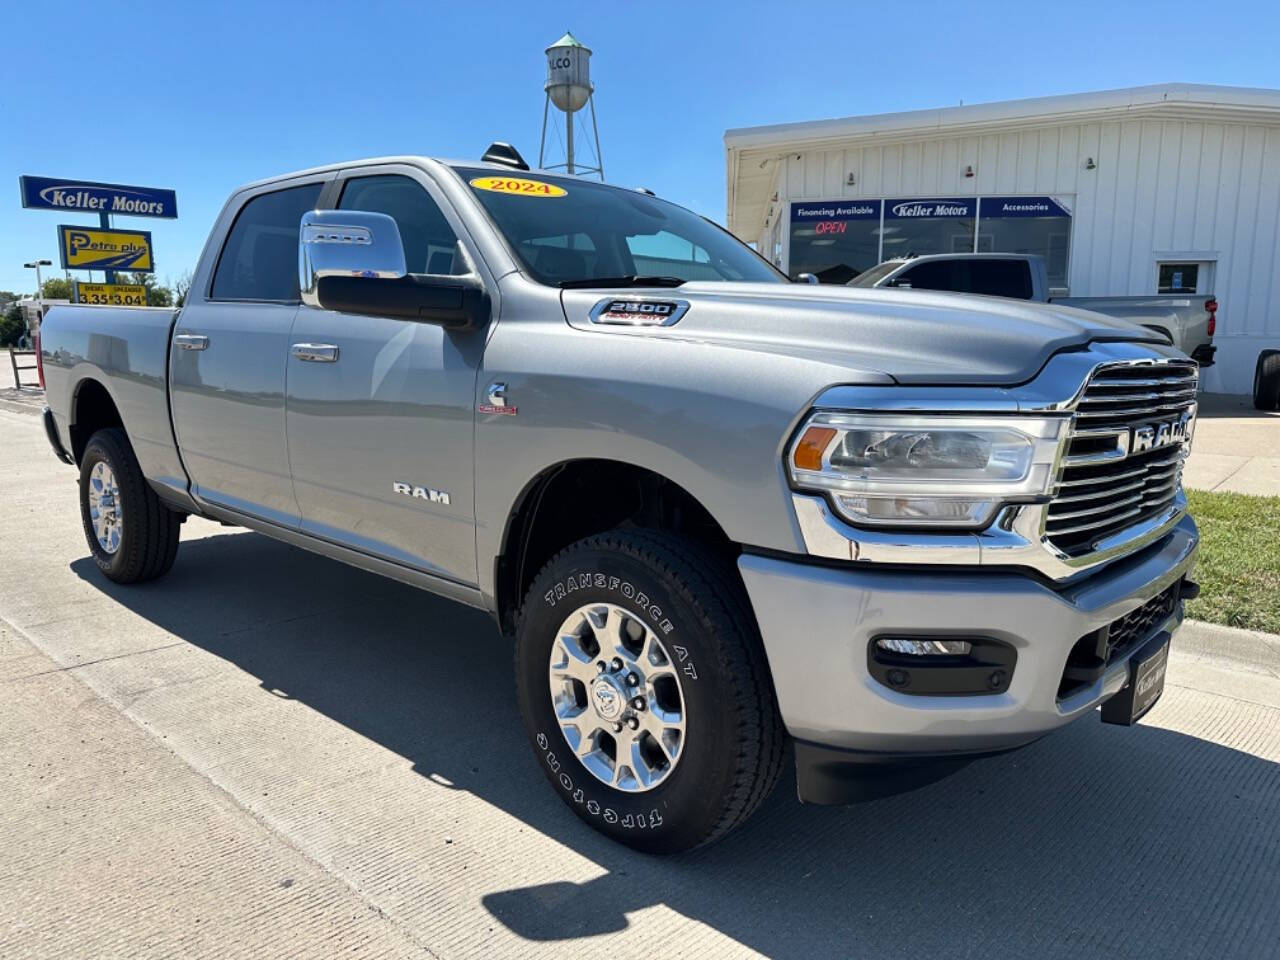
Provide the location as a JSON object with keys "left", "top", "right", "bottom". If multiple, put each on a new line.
{"left": 37, "top": 146, "right": 1201, "bottom": 853}
{"left": 848, "top": 252, "right": 1217, "bottom": 366}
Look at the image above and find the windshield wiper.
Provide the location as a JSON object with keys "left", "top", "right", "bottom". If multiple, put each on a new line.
{"left": 557, "top": 275, "right": 687, "bottom": 289}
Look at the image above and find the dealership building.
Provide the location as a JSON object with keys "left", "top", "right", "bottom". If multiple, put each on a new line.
{"left": 725, "top": 83, "right": 1280, "bottom": 394}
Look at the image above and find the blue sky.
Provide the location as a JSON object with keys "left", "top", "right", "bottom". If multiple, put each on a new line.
{"left": 3, "top": 0, "right": 1278, "bottom": 294}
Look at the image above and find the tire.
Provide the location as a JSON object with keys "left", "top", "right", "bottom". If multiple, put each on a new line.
{"left": 79, "top": 428, "right": 182, "bottom": 584}
{"left": 1253, "top": 351, "right": 1280, "bottom": 411}
{"left": 515, "top": 529, "right": 785, "bottom": 853}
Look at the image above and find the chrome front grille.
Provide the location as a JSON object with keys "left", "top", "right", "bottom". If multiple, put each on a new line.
{"left": 1046, "top": 361, "right": 1198, "bottom": 557}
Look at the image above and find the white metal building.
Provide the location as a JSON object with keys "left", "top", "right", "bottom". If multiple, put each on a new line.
{"left": 725, "top": 83, "right": 1280, "bottom": 393}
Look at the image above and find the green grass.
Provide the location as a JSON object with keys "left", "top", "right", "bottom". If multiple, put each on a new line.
{"left": 1185, "top": 489, "right": 1280, "bottom": 634}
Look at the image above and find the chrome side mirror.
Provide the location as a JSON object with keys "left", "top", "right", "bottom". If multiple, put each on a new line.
{"left": 795, "top": 272, "right": 820, "bottom": 285}
{"left": 298, "top": 208, "right": 488, "bottom": 328}
{"left": 299, "top": 210, "right": 407, "bottom": 309}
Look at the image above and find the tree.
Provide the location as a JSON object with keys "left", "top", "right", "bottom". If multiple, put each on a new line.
{"left": 118, "top": 271, "right": 173, "bottom": 307}
{"left": 0, "top": 304, "right": 25, "bottom": 347}
{"left": 170, "top": 270, "right": 194, "bottom": 308}
{"left": 0, "top": 290, "right": 19, "bottom": 305}
{"left": 41, "top": 277, "right": 72, "bottom": 300}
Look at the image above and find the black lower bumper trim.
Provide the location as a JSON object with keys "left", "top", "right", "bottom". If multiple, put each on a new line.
{"left": 794, "top": 739, "right": 1015, "bottom": 805}
{"left": 1191, "top": 344, "right": 1217, "bottom": 367}
{"left": 41, "top": 406, "right": 74, "bottom": 465}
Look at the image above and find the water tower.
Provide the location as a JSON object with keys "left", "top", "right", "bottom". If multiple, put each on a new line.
{"left": 538, "top": 31, "right": 603, "bottom": 178}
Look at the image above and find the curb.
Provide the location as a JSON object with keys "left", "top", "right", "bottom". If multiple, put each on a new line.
{"left": 1176, "top": 618, "right": 1280, "bottom": 675}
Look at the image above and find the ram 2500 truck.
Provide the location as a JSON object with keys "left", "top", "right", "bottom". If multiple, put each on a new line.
{"left": 848, "top": 252, "right": 1217, "bottom": 365}
{"left": 38, "top": 146, "right": 1200, "bottom": 853}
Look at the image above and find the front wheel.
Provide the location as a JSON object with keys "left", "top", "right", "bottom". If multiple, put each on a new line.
{"left": 79, "top": 428, "right": 182, "bottom": 583}
{"left": 515, "top": 530, "right": 785, "bottom": 853}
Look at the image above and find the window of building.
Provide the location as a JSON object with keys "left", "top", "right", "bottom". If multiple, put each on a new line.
{"left": 339, "top": 174, "right": 466, "bottom": 276}
{"left": 881, "top": 198, "right": 977, "bottom": 262}
{"left": 788, "top": 200, "right": 881, "bottom": 283}
{"left": 211, "top": 183, "right": 323, "bottom": 301}
{"left": 1158, "top": 263, "right": 1199, "bottom": 293}
{"left": 977, "top": 196, "right": 1072, "bottom": 290}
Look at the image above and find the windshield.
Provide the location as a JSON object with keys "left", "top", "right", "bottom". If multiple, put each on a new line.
{"left": 455, "top": 167, "right": 785, "bottom": 286}
{"left": 845, "top": 260, "right": 903, "bottom": 287}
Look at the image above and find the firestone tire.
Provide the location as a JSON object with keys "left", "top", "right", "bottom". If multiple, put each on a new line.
{"left": 79, "top": 428, "right": 182, "bottom": 584}
{"left": 515, "top": 529, "right": 785, "bottom": 854}
{"left": 1253, "top": 351, "right": 1280, "bottom": 412}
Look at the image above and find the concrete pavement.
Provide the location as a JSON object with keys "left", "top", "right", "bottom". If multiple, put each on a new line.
{"left": 0, "top": 621, "right": 427, "bottom": 959}
{"left": 1184, "top": 393, "right": 1280, "bottom": 496}
{"left": 2, "top": 402, "right": 1279, "bottom": 959}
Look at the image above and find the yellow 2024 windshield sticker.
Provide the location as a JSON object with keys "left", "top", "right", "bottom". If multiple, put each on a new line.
{"left": 470, "top": 176, "right": 567, "bottom": 197}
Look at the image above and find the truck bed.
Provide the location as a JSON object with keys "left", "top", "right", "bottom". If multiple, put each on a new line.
{"left": 40, "top": 304, "right": 189, "bottom": 504}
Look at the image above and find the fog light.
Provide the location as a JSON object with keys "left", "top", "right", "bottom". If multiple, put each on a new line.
{"left": 876, "top": 637, "right": 973, "bottom": 656}
{"left": 869, "top": 635, "right": 1016, "bottom": 697}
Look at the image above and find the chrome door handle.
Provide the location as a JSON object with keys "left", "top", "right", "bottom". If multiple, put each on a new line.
{"left": 291, "top": 343, "right": 339, "bottom": 363}
{"left": 174, "top": 334, "right": 209, "bottom": 351}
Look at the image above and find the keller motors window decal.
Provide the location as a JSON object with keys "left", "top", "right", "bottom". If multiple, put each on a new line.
{"left": 884, "top": 198, "right": 977, "bottom": 219}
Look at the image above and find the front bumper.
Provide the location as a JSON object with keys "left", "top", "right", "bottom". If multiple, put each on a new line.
{"left": 740, "top": 513, "right": 1198, "bottom": 762}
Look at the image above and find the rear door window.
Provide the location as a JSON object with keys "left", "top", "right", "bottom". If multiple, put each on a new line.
{"left": 965, "top": 259, "right": 1033, "bottom": 299}
{"left": 211, "top": 183, "right": 323, "bottom": 301}
{"left": 896, "top": 258, "right": 1032, "bottom": 299}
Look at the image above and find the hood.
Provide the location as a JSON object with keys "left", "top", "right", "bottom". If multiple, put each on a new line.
{"left": 560, "top": 283, "right": 1165, "bottom": 386}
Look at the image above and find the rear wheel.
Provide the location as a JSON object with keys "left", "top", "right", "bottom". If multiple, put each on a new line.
{"left": 515, "top": 530, "right": 784, "bottom": 853}
{"left": 79, "top": 428, "right": 182, "bottom": 583}
{"left": 1253, "top": 351, "right": 1280, "bottom": 411}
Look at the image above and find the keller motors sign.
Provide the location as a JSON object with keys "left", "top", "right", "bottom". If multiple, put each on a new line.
{"left": 885, "top": 198, "right": 976, "bottom": 219}
{"left": 19, "top": 176, "right": 177, "bottom": 218}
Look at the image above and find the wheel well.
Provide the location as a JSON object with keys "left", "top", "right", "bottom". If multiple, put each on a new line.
{"left": 495, "top": 460, "right": 736, "bottom": 634}
{"left": 1141, "top": 324, "right": 1174, "bottom": 346}
{"left": 69, "top": 379, "right": 123, "bottom": 465}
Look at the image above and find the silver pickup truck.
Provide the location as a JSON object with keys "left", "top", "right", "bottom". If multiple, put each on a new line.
{"left": 38, "top": 147, "right": 1201, "bottom": 853}
{"left": 848, "top": 252, "right": 1218, "bottom": 365}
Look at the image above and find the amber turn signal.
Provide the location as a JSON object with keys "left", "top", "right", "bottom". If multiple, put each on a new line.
{"left": 792, "top": 426, "right": 836, "bottom": 471}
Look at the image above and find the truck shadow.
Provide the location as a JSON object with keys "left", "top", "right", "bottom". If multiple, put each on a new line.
{"left": 71, "top": 530, "right": 1280, "bottom": 959}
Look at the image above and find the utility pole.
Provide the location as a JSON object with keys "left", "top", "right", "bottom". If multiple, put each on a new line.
{"left": 101, "top": 211, "right": 116, "bottom": 284}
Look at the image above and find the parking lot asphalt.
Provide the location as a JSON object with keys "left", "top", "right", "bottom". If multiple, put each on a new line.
{"left": 2, "top": 403, "right": 1279, "bottom": 959}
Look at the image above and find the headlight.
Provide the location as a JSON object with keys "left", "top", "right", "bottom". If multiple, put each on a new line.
{"left": 788, "top": 412, "right": 1068, "bottom": 527}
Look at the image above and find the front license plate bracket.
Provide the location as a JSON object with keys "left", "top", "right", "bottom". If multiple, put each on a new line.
{"left": 1100, "top": 630, "right": 1171, "bottom": 726}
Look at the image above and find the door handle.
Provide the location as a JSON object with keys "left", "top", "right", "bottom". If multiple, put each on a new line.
{"left": 174, "top": 334, "right": 209, "bottom": 351}
{"left": 291, "top": 343, "right": 339, "bottom": 363}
